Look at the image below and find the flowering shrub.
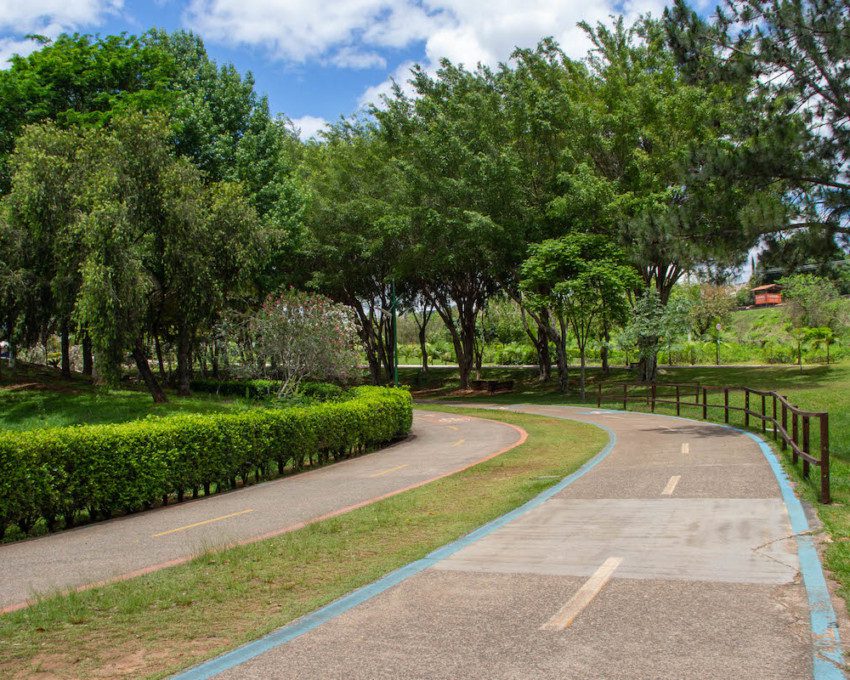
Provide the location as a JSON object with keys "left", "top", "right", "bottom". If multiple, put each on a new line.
{"left": 249, "top": 289, "right": 360, "bottom": 396}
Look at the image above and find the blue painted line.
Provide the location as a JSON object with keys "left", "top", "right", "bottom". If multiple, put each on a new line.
{"left": 741, "top": 430, "right": 845, "bottom": 680}
{"left": 172, "top": 421, "right": 618, "bottom": 680}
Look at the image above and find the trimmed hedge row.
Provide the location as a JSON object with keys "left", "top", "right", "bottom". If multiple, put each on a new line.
{"left": 0, "top": 386, "right": 412, "bottom": 538}
{"left": 190, "top": 378, "right": 345, "bottom": 402}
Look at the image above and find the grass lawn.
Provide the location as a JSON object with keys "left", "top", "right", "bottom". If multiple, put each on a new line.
{"left": 0, "top": 364, "right": 261, "bottom": 431}
{"left": 0, "top": 408, "right": 606, "bottom": 679}
{"left": 411, "top": 360, "right": 850, "bottom": 616}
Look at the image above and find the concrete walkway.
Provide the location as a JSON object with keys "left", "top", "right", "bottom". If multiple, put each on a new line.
{"left": 0, "top": 411, "right": 523, "bottom": 611}
{"left": 192, "top": 404, "right": 844, "bottom": 680}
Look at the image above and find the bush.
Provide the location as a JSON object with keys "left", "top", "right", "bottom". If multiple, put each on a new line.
{"left": 191, "top": 378, "right": 345, "bottom": 402}
{"left": 0, "top": 386, "right": 412, "bottom": 538}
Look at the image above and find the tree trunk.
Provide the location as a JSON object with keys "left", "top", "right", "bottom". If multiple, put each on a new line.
{"left": 418, "top": 323, "right": 429, "bottom": 372}
{"left": 542, "top": 315, "right": 569, "bottom": 394}
{"left": 155, "top": 334, "right": 166, "bottom": 377}
{"left": 177, "top": 324, "right": 192, "bottom": 396}
{"left": 554, "top": 338, "right": 568, "bottom": 393}
{"left": 177, "top": 322, "right": 192, "bottom": 397}
{"left": 212, "top": 340, "right": 220, "bottom": 379}
{"left": 637, "top": 335, "right": 658, "bottom": 383}
{"left": 579, "top": 347, "right": 587, "bottom": 401}
{"left": 60, "top": 321, "right": 71, "bottom": 379}
{"left": 133, "top": 338, "right": 167, "bottom": 403}
{"left": 600, "top": 333, "right": 610, "bottom": 376}
{"left": 82, "top": 333, "right": 93, "bottom": 377}
{"left": 538, "top": 332, "right": 551, "bottom": 382}
{"left": 519, "top": 303, "right": 551, "bottom": 382}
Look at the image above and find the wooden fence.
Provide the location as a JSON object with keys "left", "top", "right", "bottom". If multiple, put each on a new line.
{"left": 596, "top": 382, "right": 831, "bottom": 503}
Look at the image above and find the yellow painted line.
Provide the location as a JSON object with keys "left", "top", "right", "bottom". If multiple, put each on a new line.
{"left": 448, "top": 425, "right": 460, "bottom": 431}
{"left": 541, "top": 557, "right": 622, "bottom": 630}
{"left": 368, "top": 464, "right": 409, "bottom": 478}
{"left": 662, "top": 475, "right": 681, "bottom": 496}
{"left": 153, "top": 509, "right": 254, "bottom": 538}
{"left": 451, "top": 438, "right": 465, "bottom": 448}
{"left": 681, "top": 442, "right": 690, "bottom": 454}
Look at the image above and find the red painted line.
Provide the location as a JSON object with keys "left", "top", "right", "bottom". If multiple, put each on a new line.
{"left": 1, "top": 415, "right": 527, "bottom": 615}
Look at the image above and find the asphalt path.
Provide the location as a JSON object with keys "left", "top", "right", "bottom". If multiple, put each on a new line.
{"left": 195, "top": 404, "right": 844, "bottom": 680}
{"left": 0, "top": 410, "right": 524, "bottom": 612}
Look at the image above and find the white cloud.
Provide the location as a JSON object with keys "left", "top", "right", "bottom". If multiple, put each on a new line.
{"left": 326, "top": 46, "right": 387, "bottom": 69}
{"left": 0, "top": 0, "right": 123, "bottom": 66}
{"left": 183, "top": 0, "right": 666, "bottom": 107}
{"left": 291, "top": 114, "right": 330, "bottom": 141}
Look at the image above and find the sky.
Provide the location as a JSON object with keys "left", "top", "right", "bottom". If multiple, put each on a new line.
{"left": 0, "top": 0, "right": 680, "bottom": 140}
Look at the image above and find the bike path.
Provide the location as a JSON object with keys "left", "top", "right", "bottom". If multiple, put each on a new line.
{"left": 0, "top": 410, "right": 523, "bottom": 611}
{"left": 191, "top": 404, "right": 843, "bottom": 680}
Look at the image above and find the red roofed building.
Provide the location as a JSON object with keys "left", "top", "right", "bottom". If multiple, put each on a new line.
{"left": 752, "top": 283, "right": 782, "bottom": 306}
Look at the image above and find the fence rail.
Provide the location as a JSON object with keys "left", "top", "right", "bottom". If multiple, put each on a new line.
{"left": 596, "top": 381, "right": 831, "bottom": 503}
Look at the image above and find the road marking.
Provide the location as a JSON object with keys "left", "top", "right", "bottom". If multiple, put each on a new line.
{"left": 662, "top": 475, "right": 681, "bottom": 496}
{"left": 681, "top": 442, "right": 690, "bottom": 454}
{"left": 153, "top": 509, "right": 254, "bottom": 538}
{"left": 368, "top": 464, "right": 409, "bottom": 478}
{"left": 541, "top": 557, "right": 622, "bottom": 630}
{"left": 451, "top": 438, "right": 465, "bottom": 447}
{"left": 448, "top": 426, "right": 459, "bottom": 431}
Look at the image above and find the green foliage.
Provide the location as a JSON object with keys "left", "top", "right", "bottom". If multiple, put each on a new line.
{"left": 0, "top": 386, "right": 411, "bottom": 538}
{"left": 779, "top": 274, "right": 845, "bottom": 331}
{"left": 0, "top": 33, "right": 177, "bottom": 191}
{"left": 190, "top": 378, "right": 345, "bottom": 402}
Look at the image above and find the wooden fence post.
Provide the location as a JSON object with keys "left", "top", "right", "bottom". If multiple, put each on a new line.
{"left": 651, "top": 384, "right": 656, "bottom": 412}
{"left": 761, "top": 394, "right": 767, "bottom": 433}
{"left": 597, "top": 382, "right": 602, "bottom": 408}
{"left": 744, "top": 389, "right": 750, "bottom": 428}
{"left": 675, "top": 385, "right": 681, "bottom": 416}
{"left": 781, "top": 402, "right": 788, "bottom": 451}
{"left": 724, "top": 388, "right": 729, "bottom": 423}
{"left": 792, "top": 412, "right": 799, "bottom": 464}
{"left": 623, "top": 384, "right": 628, "bottom": 411}
{"left": 802, "top": 416, "right": 810, "bottom": 479}
{"left": 772, "top": 395, "right": 777, "bottom": 440}
{"left": 702, "top": 387, "right": 708, "bottom": 419}
{"left": 821, "top": 414, "right": 831, "bottom": 504}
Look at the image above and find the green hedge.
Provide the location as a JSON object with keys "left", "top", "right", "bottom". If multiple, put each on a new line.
{"left": 0, "top": 386, "right": 412, "bottom": 538}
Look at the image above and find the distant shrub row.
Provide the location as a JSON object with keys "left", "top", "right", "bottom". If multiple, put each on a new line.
{"left": 0, "top": 386, "right": 411, "bottom": 539}
{"left": 190, "top": 378, "right": 345, "bottom": 402}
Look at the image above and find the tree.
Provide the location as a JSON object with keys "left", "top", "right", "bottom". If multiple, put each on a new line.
{"left": 303, "top": 120, "right": 406, "bottom": 385}
{"left": 550, "top": 19, "right": 767, "bottom": 380}
{"left": 75, "top": 113, "right": 261, "bottom": 401}
{"left": 3, "top": 123, "right": 86, "bottom": 378}
{"left": 688, "top": 284, "right": 735, "bottom": 338}
{"left": 666, "top": 0, "right": 850, "bottom": 239}
{"left": 779, "top": 274, "right": 843, "bottom": 330}
{"left": 0, "top": 33, "right": 176, "bottom": 193}
{"left": 376, "top": 61, "right": 525, "bottom": 389}
{"left": 520, "top": 234, "right": 638, "bottom": 395}
{"left": 806, "top": 326, "right": 836, "bottom": 365}
{"left": 621, "top": 287, "right": 691, "bottom": 381}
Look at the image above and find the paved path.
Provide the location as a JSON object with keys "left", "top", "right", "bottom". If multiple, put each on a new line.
{"left": 190, "top": 404, "right": 844, "bottom": 680}
{"left": 0, "top": 411, "right": 523, "bottom": 611}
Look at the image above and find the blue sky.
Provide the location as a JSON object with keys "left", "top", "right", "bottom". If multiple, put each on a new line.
{"left": 0, "top": 0, "right": 673, "bottom": 139}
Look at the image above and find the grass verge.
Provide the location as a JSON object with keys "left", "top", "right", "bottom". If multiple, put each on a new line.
{"left": 0, "top": 408, "right": 606, "bottom": 679}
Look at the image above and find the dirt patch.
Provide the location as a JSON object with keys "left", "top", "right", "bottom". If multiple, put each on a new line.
{"left": 0, "top": 382, "right": 85, "bottom": 396}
